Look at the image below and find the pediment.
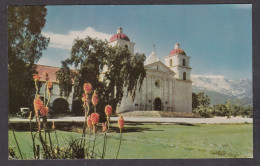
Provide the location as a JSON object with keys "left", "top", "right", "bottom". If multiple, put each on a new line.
{"left": 144, "top": 61, "right": 175, "bottom": 75}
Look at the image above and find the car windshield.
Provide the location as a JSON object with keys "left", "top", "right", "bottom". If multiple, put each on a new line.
{"left": 21, "top": 108, "right": 29, "bottom": 112}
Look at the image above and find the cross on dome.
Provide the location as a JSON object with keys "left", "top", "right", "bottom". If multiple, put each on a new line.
{"left": 117, "top": 27, "right": 123, "bottom": 34}
{"left": 174, "top": 43, "right": 180, "bottom": 49}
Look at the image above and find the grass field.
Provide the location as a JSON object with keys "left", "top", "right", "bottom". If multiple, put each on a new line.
{"left": 9, "top": 123, "right": 253, "bottom": 159}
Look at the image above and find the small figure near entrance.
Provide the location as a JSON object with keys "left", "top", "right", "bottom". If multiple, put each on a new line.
{"left": 154, "top": 98, "right": 162, "bottom": 111}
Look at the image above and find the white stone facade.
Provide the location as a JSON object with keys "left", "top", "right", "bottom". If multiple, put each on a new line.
{"left": 111, "top": 28, "right": 192, "bottom": 113}
{"left": 116, "top": 60, "right": 192, "bottom": 113}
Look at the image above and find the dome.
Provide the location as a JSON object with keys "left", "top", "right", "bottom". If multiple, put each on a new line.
{"left": 169, "top": 43, "right": 186, "bottom": 56}
{"left": 109, "top": 27, "right": 130, "bottom": 42}
{"left": 146, "top": 51, "right": 160, "bottom": 65}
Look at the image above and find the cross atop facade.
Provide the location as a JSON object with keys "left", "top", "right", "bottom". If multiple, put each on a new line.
{"left": 153, "top": 44, "right": 156, "bottom": 52}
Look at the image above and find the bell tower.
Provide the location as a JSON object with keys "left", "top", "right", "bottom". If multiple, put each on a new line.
{"left": 108, "top": 27, "right": 135, "bottom": 55}
{"left": 165, "top": 43, "right": 192, "bottom": 81}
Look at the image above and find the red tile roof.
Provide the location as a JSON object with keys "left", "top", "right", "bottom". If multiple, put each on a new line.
{"left": 109, "top": 33, "right": 130, "bottom": 42}
{"left": 169, "top": 48, "right": 186, "bottom": 56}
{"left": 35, "top": 65, "right": 61, "bottom": 82}
{"left": 169, "top": 43, "right": 186, "bottom": 56}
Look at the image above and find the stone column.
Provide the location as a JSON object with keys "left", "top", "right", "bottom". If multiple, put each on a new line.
{"left": 151, "top": 76, "right": 153, "bottom": 110}
{"left": 139, "top": 83, "right": 142, "bottom": 110}
{"left": 162, "top": 78, "right": 165, "bottom": 111}
{"left": 167, "top": 79, "right": 170, "bottom": 111}
{"left": 145, "top": 76, "right": 148, "bottom": 111}
{"left": 171, "top": 79, "right": 174, "bottom": 112}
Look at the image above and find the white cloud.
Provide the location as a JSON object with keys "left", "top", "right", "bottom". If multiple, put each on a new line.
{"left": 231, "top": 4, "right": 252, "bottom": 10}
{"left": 42, "top": 27, "right": 113, "bottom": 50}
{"left": 191, "top": 75, "right": 225, "bottom": 79}
{"left": 37, "top": 56, "right": 63, "bottom": 67}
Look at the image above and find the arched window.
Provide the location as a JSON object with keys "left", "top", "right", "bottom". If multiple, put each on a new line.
{"left": 183, "top": 72, "right": 186, "bottom": 80}
{"left": 170, "top": 59, "right": 173, "bottom": 66}
{"left": 183, "top": 59, "right": 186, "bottom": 66}
{"left": 155, "top": 79, "right": 160, "bottom": 87}
{"left": 125, "top": 45, "right": 128, "bottom": 49}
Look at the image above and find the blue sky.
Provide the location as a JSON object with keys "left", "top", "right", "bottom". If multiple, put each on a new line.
{"left": 38, "top": 4, "right": 252, "bottom": 80}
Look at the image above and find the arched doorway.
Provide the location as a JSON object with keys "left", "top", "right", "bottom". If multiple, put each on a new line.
{"left": 154, "top": 98, "right": 162, "bottom": 111}
{"left": 52, "top": 98, "right": 69, "bottom": 114}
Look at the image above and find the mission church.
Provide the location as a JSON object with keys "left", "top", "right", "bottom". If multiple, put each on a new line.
{"left": 36, "top": 27, "right": 192, "bottom": 113}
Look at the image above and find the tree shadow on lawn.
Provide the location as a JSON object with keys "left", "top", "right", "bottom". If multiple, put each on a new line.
{"left": 9, "top": 121, "right": 165, "bottom": 133}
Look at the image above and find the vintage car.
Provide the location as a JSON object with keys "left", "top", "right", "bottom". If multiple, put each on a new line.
{"left": 16, "top": 107, "right": 30, "bottom": 118}
{"left": 47, "top": 107, "right": 55, "bottom": 118}
{"left": 17, "top": 107, "right": 55, "bottom": 119}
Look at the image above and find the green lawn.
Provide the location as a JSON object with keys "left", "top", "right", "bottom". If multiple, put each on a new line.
{"left": 9, "top": 123, "right": 253, "bottom": 159}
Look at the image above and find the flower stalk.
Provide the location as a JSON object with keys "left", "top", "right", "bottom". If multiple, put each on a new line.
{"left": 116, "top": 115, "right": 125, "bottom": 159}
{"left": 91, "top": 130, "right": 97, "bottom": 158}
{"left": 116, "top": 130, "right": 123, "bottom": 159}
{"left": 29, "top": 112, "right": 36, "bottom": 159}
{"left": 81, "top": 83, "right": 91, "bottom": 148}
{"left": 17, "top": 80, "right": 126, "bottom": 159}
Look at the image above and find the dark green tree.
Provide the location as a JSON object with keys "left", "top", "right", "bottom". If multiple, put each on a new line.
{"left": 241, "top": 105, "right": 253, "bottom": 118}
{"left": 56, "top": 37, "right": 146, "bottom": 116}
{"left": 8, "top": 6, "right": 49, "bottom": 113}
{"left": 215, "top": 98, "right": 253, "bottom": 118}
{"left": 193, "top": 105, "right": 214, "bottom": 118}
{"left": 213, "top": 104, "right": 228, "bottom": 116}
{"left": 192, "top": 92, "right": 210, "bottom": 110}
{"left": 192, "top": 92, "right": 212, "bottom": 117}
{"left": 225, "top": 99, "right": 235, "bottom": 118}
{"left": 192, "top": 93, "right": 199, "bottom": 110}
{"left": 197, "top": 92, "right": 210, "bottom": 107}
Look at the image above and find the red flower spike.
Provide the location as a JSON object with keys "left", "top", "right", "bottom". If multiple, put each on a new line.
{"left": 90, "top": 113, "right": 99, "bottom": 125}
{"left": 33, "top": 74, "right": 41, "bottom": 82}
{"left": 87, "top": 116, "right": 92, "bottom": 129}
{"left": 40, "top": 106, "right": 49, "bottom": 116}
{"left": 83, "top": 83, "right": 92, "bottom": 94}
{"left": 82, "top": 94, "right": 88, "bottom": 102}
{"left": 92, "top": 90, "right": 99, "bottom": 106}
{"left": 118, "top": 115, "right": 124, "bottom": 129}
{"left": 34, "top": 97, "right": 43, "bottom": 111}
{"left": 105, "top": 105, "right": 112, "bottom": 116}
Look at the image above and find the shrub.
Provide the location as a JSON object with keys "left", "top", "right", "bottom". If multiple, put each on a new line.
{"left": 193, "top": 105, "right": 214, "bottom": 118}
{"left": 8, "top": 147, "right": 17, "bottom": 159}
{"left": 240, "top": 105, "right": 253, "bottom": 118}
{"left": 213, "top": 104, "right": 228, "bottom": 117}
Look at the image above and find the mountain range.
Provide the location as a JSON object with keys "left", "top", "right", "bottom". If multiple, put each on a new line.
{"left": 191, "top": 75, "right": 252, "bottom": 105}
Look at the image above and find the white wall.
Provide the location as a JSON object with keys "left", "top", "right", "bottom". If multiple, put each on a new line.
{"left": 172, "top": 80, "right": 192, "bottom": 113}
{"left": 39, "top": 82, "right": 74, "bottom": 110}
{"left": 165, "top": 54, "right": 191, "bottom": 80}
{"left": 116, "top": 72, "right": 176, "bottom": 113}
{"left": 109, "top": 39, "right": 135, "bottom": 55}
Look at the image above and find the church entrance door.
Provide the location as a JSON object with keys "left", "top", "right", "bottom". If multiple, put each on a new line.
{"left": 154, "top": 98, "right": 162, "bottom": 111}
